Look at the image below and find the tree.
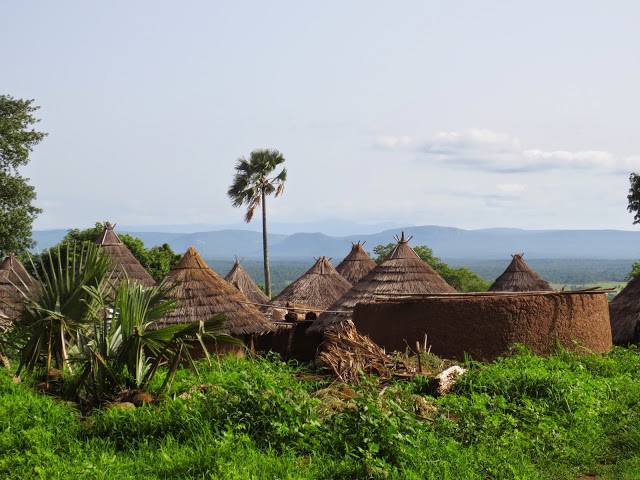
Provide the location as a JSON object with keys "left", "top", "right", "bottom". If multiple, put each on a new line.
{"left": 627, "top": 261, "right": 640, "bottom": 280}
{"left": 373, "top": 243, "right": 490, "bottom": 292}
{"left": 0, "top": 95, "right": 46, "bottom": 256}
{"left": 627, "top": 173, "right": 640, "bottom": 224}
{"left": 228, "top": 149, "right": 287, "bottom": 298}
{"left": 32, "top": 222, "right": 180, "bottom": 282}
{"left": 625, "top": 174, "right": 640, "bottom": 280}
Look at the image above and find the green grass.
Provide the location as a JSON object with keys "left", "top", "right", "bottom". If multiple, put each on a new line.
{"left": 2, "top": 348, "right": 640, "bottom": 479}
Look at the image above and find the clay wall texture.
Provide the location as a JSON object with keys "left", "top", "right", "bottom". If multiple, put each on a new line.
{"left": 352, "top": 292, "right": 612, "bottom": 361}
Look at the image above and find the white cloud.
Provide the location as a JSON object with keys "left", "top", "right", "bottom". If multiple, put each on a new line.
{"left": 374, "top": 135, "right": 413, "bottom": 149}
{"left": 381, "top": 128, "right": 640, "bottom": 173}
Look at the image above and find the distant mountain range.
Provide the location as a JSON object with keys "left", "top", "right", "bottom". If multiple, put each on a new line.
{"left": 116, "top": 219, "right": 406, "bottom": 236}
{"left": 32, "top": 225, "right": 640, "bottom": 261}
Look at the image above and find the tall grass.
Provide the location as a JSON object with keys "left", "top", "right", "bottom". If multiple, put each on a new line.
{"left": 1, "top": 348, "right": 640, "bottom": 479}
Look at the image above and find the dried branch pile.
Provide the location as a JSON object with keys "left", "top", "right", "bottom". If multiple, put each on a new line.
{"left": 318, "top": 321, "right": 458, "bottom": 385}
{"left": 318, "top": 321, "right": 390, "bottom": 383}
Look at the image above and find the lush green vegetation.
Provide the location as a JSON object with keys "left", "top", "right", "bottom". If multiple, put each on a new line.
{"left": 2, "top": 347, "right": 640, "bottom": 479}
{"left": 13, "top": 242, "right": 228, "bottom": 407}
{"left": 0, "top": 95, "right": 46, "bottom": 256}
{"left": 373, "top": 243, "right": 490, "bottom": 292}
{"left": 29, "top": 222, "right": 181, "bottom": 282}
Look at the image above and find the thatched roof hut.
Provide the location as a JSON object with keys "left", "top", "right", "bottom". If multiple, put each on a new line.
{"left": 335, "top": 242, "right": 376, "bottom": 285}
{"left": 0, "top": 255, "right": 36, "bottom": 322}
{"left": 96, "top": 222, "right": 155, "bottom": 288}
{"left": 157, "top": 247, "right": 272, "bottom": 335}
{"left": 309, "top": 233, "right": 456, "bottom": 333}
{"left": 225, "top": 258, "right": 269, "bottom": 305}
{"left": 609, "top": 276, "right": 640, "bottom": 344}
{"left": 488, "top": 254, "right": 552, "bottom": 292}
{"left": 271, "top": 256, "right": 352, "bottom": 312}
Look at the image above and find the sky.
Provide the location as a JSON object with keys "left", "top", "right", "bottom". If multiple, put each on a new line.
{"left": 3, "top": 1, "right": 640, "bottom": 231}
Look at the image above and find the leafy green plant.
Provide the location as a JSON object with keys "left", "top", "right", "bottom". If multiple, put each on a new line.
{"left": 75, "top": 279, "right": 234, "bottom": 403}
{"left": 17, "top": 242, "right": 111, "bottom": 375}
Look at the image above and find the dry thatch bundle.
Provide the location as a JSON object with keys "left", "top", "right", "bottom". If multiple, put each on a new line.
{"left": 488, "top": 253, "right": 552, "bottom": 292}
{"left": 271, "top": 256, "right": 352, "bottom": 312}
{"left": 0, "top": 255, "right": 36, "bottom": 322}
{"left": 335, "top": 241, "right": 376, "bottom": 285}
{"left": 96, "top": 222, "right": 155, "bottom": 288}
{"left": 317, "top": 321, "right": 390, "bottom": 383}
{"left": 309, "top": 233, "right": 455, "bottom": 333}
{"left": 224, "top": 258, "right": 269, "bottom": 305}
{"left": 609, "top": 276, "right": 640, "bottom": 344}
{"left": 156, "top": 247, "right": 272, "bottom": 335}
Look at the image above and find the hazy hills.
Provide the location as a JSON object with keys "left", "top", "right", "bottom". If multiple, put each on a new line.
{"left": 32, "top": 225, "right": 640, "bottom": 260}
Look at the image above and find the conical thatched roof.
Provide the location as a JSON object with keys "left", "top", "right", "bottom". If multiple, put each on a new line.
{"left": 609, "top": 275, "right": 640, "bottom": 344}
{"left": 157, "top": 247, "right": 272, "bottom": 335}
{"left": 309, "top": 233, "right": 456, "bottom": 333}
{"left": 488, "top": 254, "right": 552, "bottom": 292}
{"left": 225, "top": 258, "right": 269, "bottom": 305}
{"left": 0, "top": 255, "right": 36, "bottom": 322}
{"left": 96, "top": 222, "right": 155, "bottom": 288}
{"left": 271, "top": 256, "right": 352, "bottom": 311}
{"left": 335, "top": 242, "right": 376, "bottom": 285}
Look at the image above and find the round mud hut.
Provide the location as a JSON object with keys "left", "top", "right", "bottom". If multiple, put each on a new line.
{"left": 0, "top": 254, "right": 37, "bottom": 322}
{"left": 309, "top": 233, "right": 456, "bottom": 334}
{"left": 96, "top": 222, "right": 155, "bottom": 288}
{"left": 156, "top": 247, "right": 272, "bottom": 345}
{"left": 271, "top": 256, "right": 352, "bottom": 315}
{"left": 353, "top": 291, "right": 612, "bottom": 361}
{"left": 225, "top": 258, "right": 269, "bottom": 306}
{"left": 609, "top": 275, "right": 640, "bottom": 344}
{"left": 488, "top": 253, "right": 552, "bottom": 292}
{"left": 335, "top": 242, "right": 376, "bottom": 285}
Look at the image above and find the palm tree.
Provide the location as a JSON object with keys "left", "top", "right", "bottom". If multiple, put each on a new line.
{"left": 227, "top": 149, "right": 287, "bottom": 298}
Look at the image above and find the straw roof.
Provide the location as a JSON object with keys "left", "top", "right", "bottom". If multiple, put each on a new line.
{"left": 488, "top": 254, "right": 552, "bottom": 292}
{"left": 609, "top": 275, "right": 640, "bottom": 344}
{"left": 225, "top": 258, "right": 269, "bottom": 305}
{"left": 0, "top": 255, "right": 36, "bottom": 322}
{"left": 271, "top": 256, "right": 352, "bottom": 312}
{"left": 335, "top": 242, "right": 376, "bottom": 285}
{"left": 96, "top": 222, "right": 155, "bottom": 288}
{"left": 156, "top": 247, "right": 272, "bottom": 335}
{"left": 309, "top": 233, "right": 456, "bottom": 333}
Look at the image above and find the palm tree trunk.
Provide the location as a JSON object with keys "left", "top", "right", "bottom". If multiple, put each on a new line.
{"left": 261, "top": 189, "right": 272, "bottom": 298}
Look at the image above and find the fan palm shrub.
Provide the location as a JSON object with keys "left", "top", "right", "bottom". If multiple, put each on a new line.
{"left": 17, "top": 242, "right": 111, "bottom": 375}
{"left": 15, "top": 241, "right": 235, "bottom": 405}
{"left": 76, "top": 279, "right": 234, "bottom": 403}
